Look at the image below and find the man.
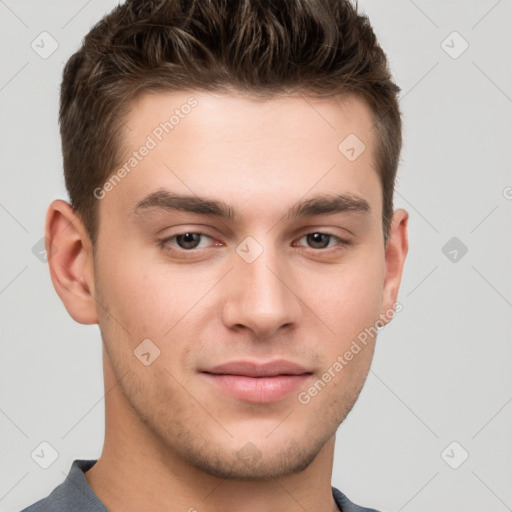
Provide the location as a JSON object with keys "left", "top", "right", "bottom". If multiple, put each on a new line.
{"left": 22, "top": 0, "right": 408, "bottom": 510}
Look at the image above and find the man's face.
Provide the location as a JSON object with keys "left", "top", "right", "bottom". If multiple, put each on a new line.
{"left": 92, "top": 90, "right": 398, "bottom": 479}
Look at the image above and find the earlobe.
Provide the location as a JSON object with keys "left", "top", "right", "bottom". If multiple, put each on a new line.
{"left": 45, "top": 200, "right": 99, "bottom": 325}
{"left": 380, "top": 209, "right": 409, "bottom": 324}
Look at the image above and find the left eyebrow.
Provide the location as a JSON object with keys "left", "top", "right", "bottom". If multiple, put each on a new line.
{"left": 285, "top": 194, "right": 371, "bottom": 220}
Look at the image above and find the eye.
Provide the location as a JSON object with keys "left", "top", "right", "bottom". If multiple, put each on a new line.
{"left": 295, "top": 232, "right": 350, "bottom": 251}
{"left": 158, "top": 232, "right": 220, "bottom": 255}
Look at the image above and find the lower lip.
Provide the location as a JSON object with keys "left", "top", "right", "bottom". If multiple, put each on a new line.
{"left": 201, "top": 373, "right": 312, "bottom": 403}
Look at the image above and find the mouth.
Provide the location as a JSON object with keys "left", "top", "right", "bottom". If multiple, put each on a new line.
{"left": 200, "top": 360, "right": 313, "bottom": 403}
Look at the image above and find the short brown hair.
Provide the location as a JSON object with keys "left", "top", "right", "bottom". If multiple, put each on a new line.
{"left": 60, "top": 0, "right": 401, "bottom": 244}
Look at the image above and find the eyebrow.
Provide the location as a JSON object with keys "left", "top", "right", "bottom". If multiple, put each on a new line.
{"left": 285, "top": 193, "right": 370, "bottom": 219}
{"left": 132, "top": 190, "right": 236, "bottom": 219}
{"left": 131, "top": 190, "right": 370, "bottom": 221}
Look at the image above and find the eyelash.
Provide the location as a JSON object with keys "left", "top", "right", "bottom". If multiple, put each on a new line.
{"left": 157, "top": 231, "right": 351, "bottom": 257}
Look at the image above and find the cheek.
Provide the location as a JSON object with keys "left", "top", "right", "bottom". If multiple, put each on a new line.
{"left": 300, "top": 258, "right": 384, "bottom": 414}
{"left": 299, "top": 251, "right": 385, "bottom": 339}
{"left": 95, "top": 246, "right": 219, "bottom": 352}
{"left": 94, "top": 244, "right": 162, "bottom": 343}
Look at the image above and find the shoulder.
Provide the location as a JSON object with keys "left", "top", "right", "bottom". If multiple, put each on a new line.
{"left": 18, "top": 460, "right": 106, "bottom": 512}
{"left": 332, "top": 486, "right": 382, "bottom": 512}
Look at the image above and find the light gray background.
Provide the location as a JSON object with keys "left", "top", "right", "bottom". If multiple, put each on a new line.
{"left": 1, "top": 1, "right": 511, "bottom": 511}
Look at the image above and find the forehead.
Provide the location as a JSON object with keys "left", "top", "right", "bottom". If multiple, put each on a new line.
{"left": 123, "top": 89, "right": 376, "bottom": 150}
{"left": 103, "top": 90, "right": 381, "bottom": 225}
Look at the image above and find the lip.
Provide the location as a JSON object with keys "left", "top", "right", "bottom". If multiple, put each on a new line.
{"left": 200, "top": 360, "right": 313, "bottom": 403}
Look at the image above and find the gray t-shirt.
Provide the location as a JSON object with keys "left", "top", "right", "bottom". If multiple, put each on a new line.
{"left": 20, "top": 459, "right": 381, "bottom": 512}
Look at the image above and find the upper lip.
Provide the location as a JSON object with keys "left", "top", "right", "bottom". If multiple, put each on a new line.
{"left": 201, "top": 360, "right": 312, "bottom": 377}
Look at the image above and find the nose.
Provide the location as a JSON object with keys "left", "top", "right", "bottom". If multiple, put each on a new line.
{"left": 221, "top": 243, "right": 302, "bottom": 339}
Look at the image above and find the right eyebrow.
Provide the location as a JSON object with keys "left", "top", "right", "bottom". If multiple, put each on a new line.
{"left": 131, "top": 190, "right": 237, "bottom": 221}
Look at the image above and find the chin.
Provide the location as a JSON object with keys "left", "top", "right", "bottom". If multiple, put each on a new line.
{"left": 181, "top": 435, "right": 328, "bottom": 481}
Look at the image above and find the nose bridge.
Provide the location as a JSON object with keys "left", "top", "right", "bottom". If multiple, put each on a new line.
{"left": 222, "top": 238, "right": 301, "bottom": 337}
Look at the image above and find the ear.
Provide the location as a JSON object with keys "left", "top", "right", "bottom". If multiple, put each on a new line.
{"left": 45, "top": 199, "right": 98, "bottom": 324}
{"left": 380, "top": 208, "right": 408, "bottom": 325}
